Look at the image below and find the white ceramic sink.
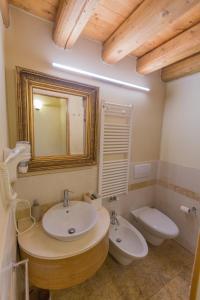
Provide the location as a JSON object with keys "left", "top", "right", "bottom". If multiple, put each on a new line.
{"left": 42, "top": 201, "right": 98, "bottom": 241}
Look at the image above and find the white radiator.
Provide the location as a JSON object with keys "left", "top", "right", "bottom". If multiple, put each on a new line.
{"left": 99, "top": 102, "right": 133, "bottom": 198}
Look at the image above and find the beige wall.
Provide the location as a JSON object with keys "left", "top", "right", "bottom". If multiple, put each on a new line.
{"left": 0, "top": 15, "right": 8, "bottom": 247}
{"left": 0, "top": 9, "right": 7, "bottom": 258}
{"left": 0, "top": 17, "right": 8, "bottom": 161}
{"left": 160, "top": 73, "right": 200, "bottom": 169}
{"left": 5, "top": 7, "right": 165, "bottom": 203}
{"left": 0, "top": 17, "right": 16, "bottom": 300}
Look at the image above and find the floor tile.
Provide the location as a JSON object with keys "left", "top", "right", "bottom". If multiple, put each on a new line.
{"left": 51, "top": 240, "right": 193, "bottom": 300}
{"left": 149, "top": 287, "right": 171, "bottom": 300}
{"left": 165, "top": 274, "right": 191, "bottom": 300}
{"left": 149, "top": 276, "right": 190, "bottom": 300}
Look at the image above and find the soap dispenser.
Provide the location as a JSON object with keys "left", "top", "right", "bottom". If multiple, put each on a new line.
{"left": 31, "top": 199, "right": 41, "bottom": 222}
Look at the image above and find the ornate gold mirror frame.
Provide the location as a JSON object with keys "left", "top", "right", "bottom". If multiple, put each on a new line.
{"left": 16, "top": 67, "right": 99, "bottom": 172}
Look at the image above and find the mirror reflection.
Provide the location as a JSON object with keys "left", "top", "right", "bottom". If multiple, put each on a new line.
{"left": 33, "top": 88, "right": 85, "bottom": 157}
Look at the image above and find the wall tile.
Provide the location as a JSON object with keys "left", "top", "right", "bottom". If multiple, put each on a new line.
{"left": 158, "top": 161, "right": 200, "bottom": 195}
{"left": 103, "top": 186, "right": 155, "bottom": 222}
{"left": 155, "top": 186, "right": 200, "bottom": 253}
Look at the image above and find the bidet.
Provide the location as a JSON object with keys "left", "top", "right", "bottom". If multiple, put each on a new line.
{"left": 109, "top": 215, "right": 148, "bottom": 265}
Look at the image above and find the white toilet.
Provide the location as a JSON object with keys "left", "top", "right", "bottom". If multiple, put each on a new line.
{"left": 109, "top": 215, "right": 148, "bottom": 265}
{"left": 131, "top": 206, "right": 179, "bottom": 246}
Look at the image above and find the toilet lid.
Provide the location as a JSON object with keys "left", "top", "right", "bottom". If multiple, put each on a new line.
{"left": 137, "top": 208, "right": 179, "bottom": 237}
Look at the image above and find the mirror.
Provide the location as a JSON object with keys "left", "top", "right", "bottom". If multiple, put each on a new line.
{"left": 33, "top": 89, "right": 85, "bottom": 156}
{"left": 16, "top": 67, "right": 98, "bottom": 171}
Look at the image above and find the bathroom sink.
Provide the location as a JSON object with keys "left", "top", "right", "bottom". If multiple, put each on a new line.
{"left": 42, "top": 201, "right": 98, "bottom": 241}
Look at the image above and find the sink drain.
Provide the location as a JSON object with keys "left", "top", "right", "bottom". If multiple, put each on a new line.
{"left": 68, "top": 228, "right": 76, "bottom": 234}
{"left": 116, "top": 238, "right": 122, "bottom": 243}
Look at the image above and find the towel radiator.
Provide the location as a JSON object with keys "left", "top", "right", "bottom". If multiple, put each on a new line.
{"left": 99, "top": 102, "right": 133, "bottom": 198}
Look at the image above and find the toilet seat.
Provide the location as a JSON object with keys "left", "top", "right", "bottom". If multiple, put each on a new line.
{"left": 131, "top": 207, "right": 179, "bottom": 239}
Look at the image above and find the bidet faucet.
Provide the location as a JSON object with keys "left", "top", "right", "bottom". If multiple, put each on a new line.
{"left": 63, "top": 189, "right": 72, "bottom": 207}
{"left": 110, "top": 210, "right": 120, "bottom": 226}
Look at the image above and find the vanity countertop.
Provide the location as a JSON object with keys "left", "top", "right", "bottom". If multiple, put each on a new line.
{"left": 18, "top": 207, "right": 110, "bottom": 260}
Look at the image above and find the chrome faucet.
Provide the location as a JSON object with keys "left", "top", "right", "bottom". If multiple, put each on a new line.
{"left": 110, "top": 210, "right": 120, "bottom": 226}
{"left": 63, "top": 189, "right": 72, "bottom": 207}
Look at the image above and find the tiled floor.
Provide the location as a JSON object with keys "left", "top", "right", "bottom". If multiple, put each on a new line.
{"left": 51, "top": 240, "right": 194, "bottom": 300}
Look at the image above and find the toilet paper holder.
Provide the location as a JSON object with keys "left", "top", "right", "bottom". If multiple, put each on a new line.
{"left": 190, "top": 206, "right": 197, "bottom": 215}
{"left": 180, "top": 205, "right": 197, "bottom": 215}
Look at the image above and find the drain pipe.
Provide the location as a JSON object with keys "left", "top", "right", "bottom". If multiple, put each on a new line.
{"left": 12, "top": 259, "right": 29, "bottom": 300}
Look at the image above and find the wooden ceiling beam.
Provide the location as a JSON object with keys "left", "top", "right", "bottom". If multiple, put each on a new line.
{"left": 10, "top": 0, "right": 59, "bottom": 22}
{"left": 0, "top": 0, "right": 9, "bottom": 27}
{"left": 102, "top": 0, "right": 200, "bottom": 64}
{"left": 53, "top": 0, "right": 100, "bottom": 49}
{"left": 137, "top": 22, "right": 200, "bottom": 75}
{"left": 161, "top": 52, "right": 200, "bottom": 82}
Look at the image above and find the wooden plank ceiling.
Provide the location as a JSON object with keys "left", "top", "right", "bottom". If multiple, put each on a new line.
{"left": 6, "top": 0, "right": 200, "bottom": 81}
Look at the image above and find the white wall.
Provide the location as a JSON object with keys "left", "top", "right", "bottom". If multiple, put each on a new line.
{"left": 160, "top": 73, "right": 200, "bottom": 169}
{"left": 157, "top": 74, "right": 200, "bottom": 253}
{"left": 0, "top": 17, "right": 16, "bottom": 300}
{"left": 5, "top": 7, "right": 165, "bottom": 210}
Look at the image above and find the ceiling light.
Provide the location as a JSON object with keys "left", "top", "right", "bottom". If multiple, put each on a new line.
{"left": 34, "top": 99, "right": 43, "bottom": 110}
{"left": 52, "top": 62, "right": 150, "bottom": 92}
